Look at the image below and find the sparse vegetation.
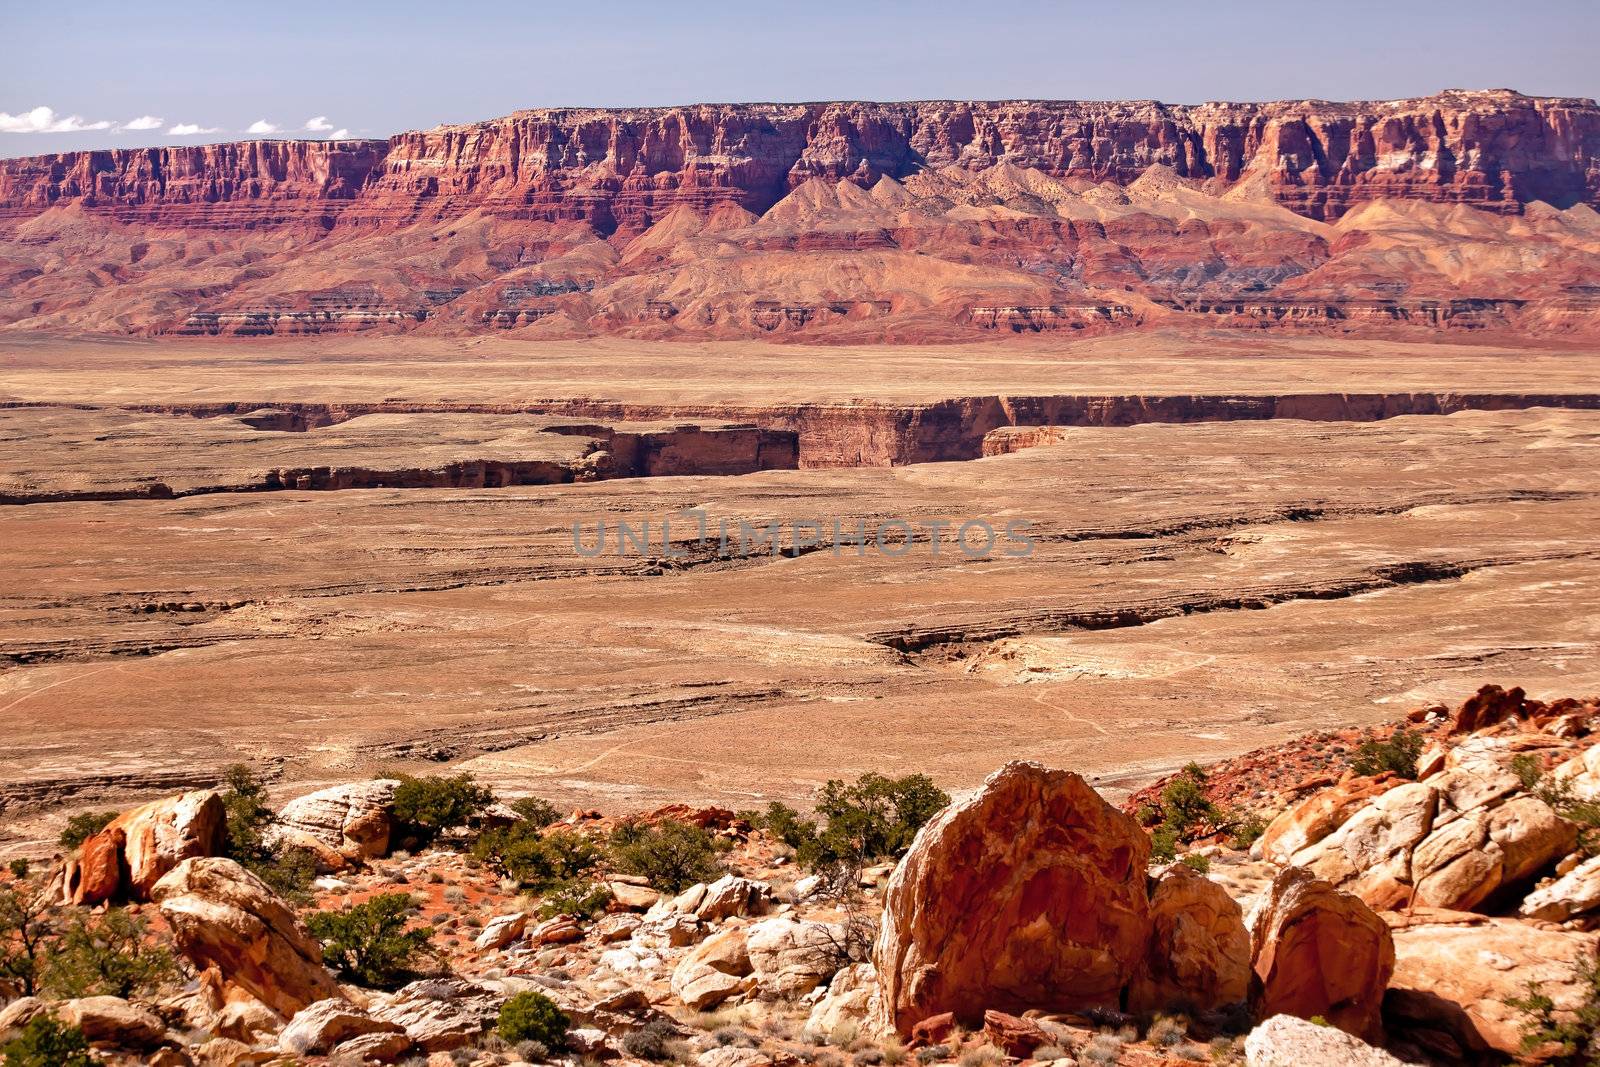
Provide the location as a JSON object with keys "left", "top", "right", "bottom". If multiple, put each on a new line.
{"left": 1512, "top": 754, "right": 1600, "bottom": 857}
{"left": 7, "top": 859, "right": 28, "bottom": 879}
{"left": 389, "top": 772, "right": 495, "bottom": 846}
{"left": 0, "top": 885, "right": 56, "bottom": 996}
{"left": 305, "top": 892, "right": 435, "bottom": 988}
{"left": 537, "top": 877, "right": 614, "bottom": 919}
{"left": 622, "top": 1017, "right": 687, "bottom": 1062}
{"left": 0, "top": 1013, "right": 94, "bottom": 1067}
{"left": 498, "top": 990, "right": 570, "bottom": 1049}
{"left": 43, "top": 907, "right": 177, "bottom": 999}
{"left": 757, "top": 773, "right": 950, "bottom": 873}
{"left": 509, "top": 795, "right": 561, "bottom": 828}
{"left": 1227, "top": 813, "right": 1267, "bottom": 851}
{"left": 57, "top": 810, "right": 118, "bottom": 850}
{"left": 1350, "top": 727, "right": 1425, "bottom": 780}
{"left": 1509, "top": 949, "right": 1600, "bottom": 1065}
{"left": 218, "top": 762, "right": 316, "bottom": 901}
{"left": 608, "top": 819, "right": 727, "bottom": 892}
{"left": 475, "top": 821, "right": 602, "bottom": 891}
{"left": 1180, "top": 853, "right": 1211, "bottom": 874}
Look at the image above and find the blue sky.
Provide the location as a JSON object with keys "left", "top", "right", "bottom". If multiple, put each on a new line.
{"left": 3, "top": 0, "right": 1596, "bottom": 157}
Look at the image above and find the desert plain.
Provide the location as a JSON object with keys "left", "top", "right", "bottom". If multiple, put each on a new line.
{"left": 2, "top": 328, "right": 1597, "bottom": 857}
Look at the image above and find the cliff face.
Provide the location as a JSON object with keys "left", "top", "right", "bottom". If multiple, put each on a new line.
{"left": 3, "top": 90, "right": 1597, "bottom": 229}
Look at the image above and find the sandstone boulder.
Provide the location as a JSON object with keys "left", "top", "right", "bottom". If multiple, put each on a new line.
{"left": 1521, "top": 853, "right": 1600, "bottom": 921}
{"left": 672, "top": 926, "right": 752, "bottom": 1010}
{"left": 370, "top": 978, "right": 502, "bottom": 1052}
{"left": 1386, "top": 917, "right": 1596, "bottom": 1057}
{"left": 1244, "top": 1014, "right": 1410, "bottom": 1067}
{"left": 1248, "top": 867, "right": 1394, "bottom": 1042}
{"left": 873, "top": 761, "right": 1150, "bottom": 1034}
{"left": 275, "top": 779, "right": 398, "bottom": 863}
{"left": 331, "top": 1030, "right": 414, "bottom": 1063}
{"left": 806, "top": 962, "right": 878, "bottom": 1036}
{"left": 1257, "top": 775, "right": 1397, "bottom": 865}
{"left": 1450, "top": 683, "right": 1532, "bottom": 734}
{"left": 61, "top": 789, "right": 225, "bottom": 904}
{"left": 0, "top": 997, "right": 46, "bottom": 1041}
{"left": 152, "top": 856, "right": 342, "bottom": 1016}
{"left": 474, "top": 910, "right": 529, "bottom": 951}
{"left": 981, "top": 1010, "right": 1051, "bottom": 1058}
{"left": 279, "top": 998, "right": 404, "bottom": 1055}
{"left": 747, "top": 917, "right": 844, "bottom": 997}
{"left": 59, "top": 995, "right": 171, "bottom": 1050}
{"left": 1128, "top": 864, "right": 1250, "bottom": 1013}
{"left": 693, "top": 874, "right": 774, "bottom": 923}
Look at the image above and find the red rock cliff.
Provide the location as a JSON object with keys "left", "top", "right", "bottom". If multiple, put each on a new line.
{"left": 1, "top": 90, "right": 1596, "bottom": 231}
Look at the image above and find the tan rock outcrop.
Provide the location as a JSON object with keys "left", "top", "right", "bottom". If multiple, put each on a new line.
{"left": 807, "top": 963, "right": 878, "bottom": 1036}
{"left": 1244, "top": 1014, "right": 1410, "bottom": 1067}
{"left": 1129, "top": 864, "right": 1251, "bottom": 1013}
{"left": 1247, "top": 867, "right": 1395, "bottom": 1042}
{"left": 672, "top": 926, "right": 753, "bottom": 1010}
{"left": 274, "top": 779, "right": 398, "bottom": 863}
{"left": 279, "top": 998, "right": 404, "bottom": 1056}
{"left": 151, "top": 856, "right": 342, "bottom": 1017}
{"left": 60, "top": 789, "right": 225, "bottom": 904}
{"left": 747, "top": 917, "right": 844, "bottom": 998}
{"left": 1521, "top": 853, "right": 1600, "bottom": 921}
{"left": 369, "top": 978, "right": 502, "bottom": 1052}
{"left": 873, "top": 761, "right": 1151, "bottom": 1034}
{"left": 1257, "top": 774, "right": 1398, "bottom": 865}
{"left": 58, "top": 996, "right": 171, "bottom": 1050}
{"left": 1386, "top": 917, "right": 1596, "bottom": 1057}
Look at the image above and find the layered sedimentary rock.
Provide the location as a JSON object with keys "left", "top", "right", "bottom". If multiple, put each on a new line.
{"left": 3, "top": 91, "right": 1596, "bottom": 229}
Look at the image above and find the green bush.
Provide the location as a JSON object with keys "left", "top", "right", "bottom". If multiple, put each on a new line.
{"left": 1179, "top": 853, "right": 1211, "bottom": 874}
{"left": 306, "top": 892, "right": 434, "bottom": 988}
{"left": 608, "top": 820, "right": 726, "bottom": 893}
{"left": 1350, "top": 728, "right": 1425, "bottom": 780}
{"left": 0, "top": 886, "right": 56, "bottom": 996}
{"left": 1512, "top": 755, "right": 1600, "bottom": 858}
{"left": 58, "top": 810, "right": 118, "bottom": 850}
{"left": 509, "top": 796, "right": 561, "bottom": 829}
{"left": 1510, "top": 949, "right": 1600, "bottom": 1064}
{"left": 7, "top": 858, "right": 28, "bottom": 879}
{"left": 537, "top": 877, "right": 613, "bottom": 920}
{"left": 217, "top": 763, "right": 314, "bottom": 901}
{"left": 390, "top": 773, "right": 494, "bottom": 846}
{"left": 1, "top": 1013, "right": 94, "bottom": 1067}
{"left": 498, "top": 990, "right": 570, "bottom": 1048}
{"left": 1228, "top": 813, "right": 1268, "bottom": 851}
{"left": 474, "top": 825, "right": 601, "bottom": 891}
{"left": 757, "top": 774, "right": 950, "bottom": 873}
{"left": 43, "top": 907, "right": 176, "bottom": 999}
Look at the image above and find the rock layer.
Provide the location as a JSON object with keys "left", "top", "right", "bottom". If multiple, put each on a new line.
{"left": 3, "top": 91, "right": 1596, "bottom": 228}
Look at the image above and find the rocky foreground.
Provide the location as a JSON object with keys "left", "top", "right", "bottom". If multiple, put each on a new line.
{"left": 4, "top": 683, "right": 1600, "bottom": 1066}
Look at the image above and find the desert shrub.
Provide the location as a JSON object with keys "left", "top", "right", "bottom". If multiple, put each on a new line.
{"left": 498, "top": 990, "right": 570, "bottom": 1049}
{"left": 43, "top": 907, "right": 176, "bottom": 999}
{"left": 538, "top": 877, "right": 613, "bottom": 919}
{"left": 608, "top": 820, "right": 726, "bottom": 893}
{"left": 1228, "top": 813, "right": 1267, "bottom": 850}
{"left": 0, "top": 886, "right": 57, "bottom": 996}
{"left": 476, "top": 824, "right": 602, "bottom": 891}
{"left": 623, "top": 1017, "right": 684, "bottom": 1061}
{"left": 390, "top": 773, "right": 495, "bottom": 846}
{"left": 1179, "top": 853, "right": 1211, "bottom": 874}
{"left": 509, "top": 796, "right": 561, "bottom": 829}
{"left": 1, "top": 1013, "right": 94, "bottom": 1067}
{"left": 957, "top": 1047, "right": 1006, "bottom": 1067}
{"left": 914, "top": 1047, "right": 944, "bottom": 1065}
{"left": 217, "top": 763, "right": 315, "bottom": 901}
{"left": 1350, "top": 728, "right": 1425, "bottom": 780}
{"left": 1146, "top": 1015, "right": 1188, "bottom": 1048}
{"left": 759, "top": 774, "right": 949, "bottom": 873}
{"left": 7, "top": 859, "right": 28, "bottom": 879}
{"left": 1160, "top": 765, "right": 1217, "bottom": 834}
{"left": 57, "top": 810, "right": 118, "bottom": 850}
{"left": 1079, "top": 1033, "right": 1124, "bottom": 1065}
{"left": 1509, "top": 949, "right": 1600, "bottom": 1064}
{"left": 1150, "top": 825, "right": 1179, "bottom": 863}
{"left": 306, "top": 892, "right": 434, "bottom": 988}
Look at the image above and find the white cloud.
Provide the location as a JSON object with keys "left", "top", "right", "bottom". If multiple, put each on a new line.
{"left": 121, "top": 115, "right": 164, "bottom": 131}
{"left": 167, "top": 122, "right": 221, "bottom": 136}
{"left": 0, "top": 106, "right": 113, "bottom": 133}
{"left": 304, "top": 115, "right": 335, "bottom": 132}
{"left": 328, "top": 129, "right": 349, "bottom": 139}
{"left": 246, "top": 119, "right": 282, "bottom": 135}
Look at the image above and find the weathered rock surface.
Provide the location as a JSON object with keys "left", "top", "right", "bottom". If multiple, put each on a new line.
{"left": 747, "top": 917, "right": 844, "bottom": 998}
{"left": 807, "top": 962, "right": 878, "bottom": 1036}
{"left": 151, "top": 856, "right": 342, "bottom": 1016}
{"left": 274, "top": 779, "right": 398, "bottom": 863}
{"left": 1257, "top": 774, "right": 1398, "bottom": 865}
{"left": 369, "top": 978, "right": 502, "bottom": 1052}
{"left": 671, "top": 926, "right": 753, "bottom": 1010}
{"left": 1247, "top": 867, "right": 1395, "bottom": 1042}
{"left": 60, "top": 789, "right": 225, "bottom": 904}
{"left": 1244, "top": 1014, "right": 1411, "bottom": 1067}
{"left": 1386, "top": 917, "right": 1597, "bottom": 1057}
{"left": 873, "top": 760, "right": 1151, "bottom": 1033}
{"left": 1521, "top": 853, "right": 1600, "bottom": 921}
{"left": 56, "top": 996, "right": 170, "bottom": 1050}
{"left": 279, "top": 998, "right": 405, "bottom": 1056}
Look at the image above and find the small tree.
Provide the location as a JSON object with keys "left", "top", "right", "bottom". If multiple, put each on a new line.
{"left": 43, "top": 907, "right": 177, "bottom": 999}
{"left": 537, "top": 878, "right": 613, "bottom": 920}
{"left": 1509, "top": 949, "right": 1600, "bottom": 1065}
{"left": 390, "top": 773, "right": 494, "bottom": 846}
{"left": 608, "top": 820, "right": 726, "bottom": 893}
{"left": 1350, "top": 728, "right": 1425, "bottom": 780}
{"left": 498, "top": 990, "right": 570, "bottom": 1048}
{"left": 306, "top": 892, "right": 434, "bottom": 989}
{"left": 758, "top": 773, "right": 950, "bottom": 874}
{"left": 1, "top": 1013, "right": 94, "bottom": 1067}
{"left": 58, "top": 811, "right": 119, "bottom": 850}
{"left": 0, "top": 885, "right": 58, "bottom": 996}
{"left": 218, "top": 763, "right": 314, "bottom": 901}
{"left": 475, "top": 825, "right": 601, "bottom": 891}
{"left": 509, "top": 796, "right": 561, "bottom": 829}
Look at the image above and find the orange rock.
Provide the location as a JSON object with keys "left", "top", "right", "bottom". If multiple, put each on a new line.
{"left": 59, "top": 790, "right": 225, "bottom": 905}
{"left": 981, "top": 1011, "right": 1050, "bottom": 1058}
{"left": 1257, "top": 774, "right": 1397, "bottom": 865}
{"left": 907, "top": 1012, "right": 956, "bottom": 1050}
{"left": 873, "top": 761, "right": 1151, "bottom": 1035}
{"left": 1247, "top": 867, "right": 1394, "bottom": 1043}
{"left": 1128, "top": 865, "right": 1250, "bottom": 1013}
{"left": 1450, "top": 683, "right": 1533, "bottom": 734}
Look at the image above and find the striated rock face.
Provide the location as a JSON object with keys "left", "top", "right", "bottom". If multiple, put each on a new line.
{"left": 58, "top": 789, "right": 225, "bottom": 905}
{"left": 274, "top": 779, "right": 399, "bottom": 865}
{"left": 3, "top": 91, "right": 1596, "bottom": 228}
{"left": 1129, "top": 864, "right": 1251, "bottom": 1014}
{"left": 873, "top": 761, "right": 1152, "bottom": 1033}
